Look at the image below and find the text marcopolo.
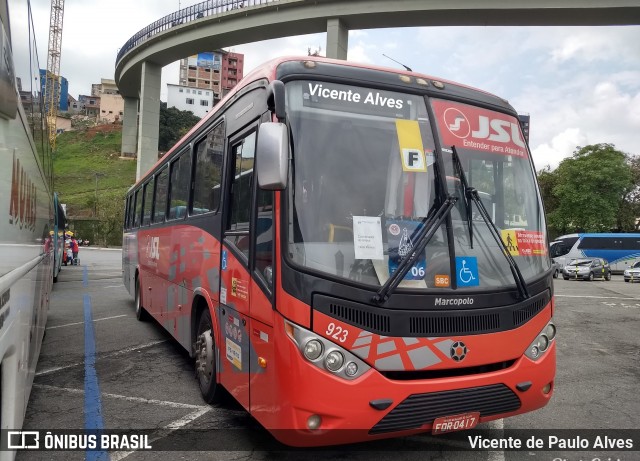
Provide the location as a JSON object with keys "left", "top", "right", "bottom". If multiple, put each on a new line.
{"left": 435, "top": 297, "right": 474, "bottom": 306}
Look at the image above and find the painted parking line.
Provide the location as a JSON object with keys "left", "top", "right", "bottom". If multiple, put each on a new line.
{"left": 36, "top": 339, "right": 168, "bottom": 377}
{"left": 34, "top": 384, "right": 206, "bottom": 410}
{"left": 47, "top": 314, "right": 128, "bottom": 330}
{"left": 110, "top": 407, "right": 212, "bottom": 461}
{"left": 84, "top": 293, "right": 109, "bottom": 461}
{"left": 33, "top": 384, "right": 211, "bottom": 461}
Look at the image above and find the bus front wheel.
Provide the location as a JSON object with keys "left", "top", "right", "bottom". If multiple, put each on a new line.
{"left": 195, "top": 309, "right": 223, "bottom": 403}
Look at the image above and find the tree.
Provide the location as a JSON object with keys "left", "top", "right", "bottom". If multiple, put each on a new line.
{"left": 548, "top": 144, "right": 633, "bottom": 234}
{"left": 158, "top": 103, "right": 200, "bottom": 152}
{"left": 618, "top": 154, "right": 640, "bottom": 231}
{"left": 97, "top": 192, "right": 125, "bottom": 246}
{"left": 536, "top": 166, "right": 561, "bottom": 237}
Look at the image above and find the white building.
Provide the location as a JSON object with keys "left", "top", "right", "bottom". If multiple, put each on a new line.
{"left": 166, "top": 83, "right": 214, "bottom": 119}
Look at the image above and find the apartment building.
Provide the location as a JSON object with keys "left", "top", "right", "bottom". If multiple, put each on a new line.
{"left": 166, "top": 83, "right": 214, "bottom": 118}
{"left": 178, "top": 50, "right": 244, "bottom": 103}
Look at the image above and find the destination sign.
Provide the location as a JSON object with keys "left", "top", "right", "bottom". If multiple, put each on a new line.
{"left": 302, "top": 81, "right": 413, "bottom": 119}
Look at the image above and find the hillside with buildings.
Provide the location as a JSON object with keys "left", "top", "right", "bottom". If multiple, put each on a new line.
{"left": 18, "top": 50, "right": 244, "bottom": 135}
{"left": 22, "top": 49, "right": 245, "bottom": 245}
{"left": 53, "top": 125, "right": 135, "bottom": 245}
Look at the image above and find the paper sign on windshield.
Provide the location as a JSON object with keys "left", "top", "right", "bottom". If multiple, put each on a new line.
{"left": 387, "top": 219, "right": 427, "bottom": 280}
{"left": 501, "top": 230, "right": 547, "bottom": 256}
{"left": 353, "top": 216, "right": 384, "bottom": 260}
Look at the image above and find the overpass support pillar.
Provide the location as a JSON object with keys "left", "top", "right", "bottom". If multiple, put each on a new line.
{"left": 121, "top": 97, "right": 138, "bottom": 157}
{"left": 136, "top": 61, "right": 162, "bottom": 181}
{"left": 326, "top": 18, "right": 348, "bottom": 60}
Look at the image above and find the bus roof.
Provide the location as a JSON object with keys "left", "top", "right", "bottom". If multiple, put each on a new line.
{"left": 138, "top": 55, "right": 515, "bottom": 186}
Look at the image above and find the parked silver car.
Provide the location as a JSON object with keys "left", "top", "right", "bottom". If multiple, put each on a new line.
{"left": 562, "top": 258, "right": 611, "bottom": 281}
{"left": 623, "top": 261, "right": 640, "bottom": 282}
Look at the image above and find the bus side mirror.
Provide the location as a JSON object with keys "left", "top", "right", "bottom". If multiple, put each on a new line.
{"left": 257, "top": 122, "right": 289, "bottom": 190}
{"left": 267, "top": 80, "right": 285, "bottom": 122}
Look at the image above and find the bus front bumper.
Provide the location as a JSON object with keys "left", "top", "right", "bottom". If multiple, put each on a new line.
{"left": 269, "top": 338, "right": 555, "bottom": 447}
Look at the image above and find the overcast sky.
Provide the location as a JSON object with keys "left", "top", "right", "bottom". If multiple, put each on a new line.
{"left": 11, "top": 0, "right": 640, "bottom": 170}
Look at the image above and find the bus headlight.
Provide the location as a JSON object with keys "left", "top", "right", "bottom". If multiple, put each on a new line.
{"left": 325, "top": 351, "right": 344, "bottom": 372}
{"left": 525, "top": 320, "right": 556, "bottom": 360}
{"left": 537, "top": 334, "right": 549, "bottom": 352}
{"left": 284, "top": 320, "right": 370, "bottom": 380}
{"left": 304, "top": 340, "right": 323, "bottom": 360}
{"left": 545, "top": 323, "right": 556, "bottom": 340}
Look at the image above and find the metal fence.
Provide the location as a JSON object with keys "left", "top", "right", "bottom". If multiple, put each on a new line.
{"left": 116, "top": 0, "right": 280, "bottom": 64}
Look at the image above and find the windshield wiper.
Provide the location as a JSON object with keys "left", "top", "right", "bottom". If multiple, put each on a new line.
{"left": 451, "top": 146, "right": 530, "bottom": 300}
{"left": 372, "top": 194, "right": 458, "bottom": 304}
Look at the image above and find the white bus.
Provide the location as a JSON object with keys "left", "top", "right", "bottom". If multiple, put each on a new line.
{"left": 550, "top": 233, "right": 640, "bottom": 274}
{"left": 1, "top": 0, "right": 53, "bottom": 456}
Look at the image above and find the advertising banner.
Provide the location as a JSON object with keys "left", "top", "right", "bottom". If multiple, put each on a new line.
{"left": 431, "top": 99, "right": 527, "bottom": 158}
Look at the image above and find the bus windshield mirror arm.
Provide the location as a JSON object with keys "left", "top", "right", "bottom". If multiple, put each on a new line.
{"left": 372, "top": 195, "right": 458, "bottom": 304}
{"left": 451, "top": 146, "right": 530, "bottom": 300}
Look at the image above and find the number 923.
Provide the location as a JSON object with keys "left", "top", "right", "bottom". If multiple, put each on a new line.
{"left": 325, "top": 322, "right": 348, "bottom": 343}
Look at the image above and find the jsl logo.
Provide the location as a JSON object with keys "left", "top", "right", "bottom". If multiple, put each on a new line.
{"left": 146, "top": 237, "right": 160, "bottom": 260}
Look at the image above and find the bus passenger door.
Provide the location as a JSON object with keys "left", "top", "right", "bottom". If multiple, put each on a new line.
{"left": 219, "top": 128, "right": 257, "bottom": 410}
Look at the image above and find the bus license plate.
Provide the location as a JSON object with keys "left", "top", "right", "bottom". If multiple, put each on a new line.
{"left": 432, "top": 412, "right": 480, "bottom": 434}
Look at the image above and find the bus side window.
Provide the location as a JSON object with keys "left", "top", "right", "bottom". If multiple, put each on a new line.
{"left": 124, "top": 196, "right": 130, "bottom": 229}
{"left": 551, "top": 244, "right": 566, "bottom": 257}
{"left": 153, "top": 166, "right": 169, "bottom": 223}
{"left": 133, "top": 189, "right": 141, "bottom": 228}
{"left": 193, "top": 122, "right": 225, "bottom": 215}
{"left": 142, "top": 178, "right": 154, "bottom": 226}
{"left": 168, "top": 150, "right": 191, "bottom": 220}
{"left": 226, "top": 131, "right": 257, "bottom": 260}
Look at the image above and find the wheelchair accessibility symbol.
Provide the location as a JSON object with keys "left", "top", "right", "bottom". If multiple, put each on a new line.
{"left": 456, "top": 257, "right": 479, "bottom": 287}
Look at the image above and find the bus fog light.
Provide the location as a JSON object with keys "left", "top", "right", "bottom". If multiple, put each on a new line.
{"left": 307, "top": 414, "right": 322, "bottom": 430}
{"left": 530, "top": 345, "right": 540, "bottom": 359}
{"left": 542, "top": 383, "right": 552, "bottom": 395}
{"left": 325, "top": 351, "right": 344, "bottom": 372}
{"left": 538, "top": 335, "right": 549, "bottom": 352}
{"left": 303, "top": 340, "right": 323, "bottom": 360}
{"left": 545, "top": 323, "right": 556, "bottom": 340}
{"left": 345, "top": 361, "right": 358, "bottom": 377}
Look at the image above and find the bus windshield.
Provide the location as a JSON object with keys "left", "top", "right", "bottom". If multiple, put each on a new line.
{"left": 285, "top": 80, "right": 549, "bottom": 290}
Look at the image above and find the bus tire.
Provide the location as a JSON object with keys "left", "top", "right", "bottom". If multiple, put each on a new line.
{"left": 135, "top": 277, "right": 150, "bottom": 321}
{"left": 195, "top": 309, "right": 223, "bottom": 403}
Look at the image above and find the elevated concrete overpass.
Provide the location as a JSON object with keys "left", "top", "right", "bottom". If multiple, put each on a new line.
{"left": 115, "top": 0, "right": 640, "bottom": 179}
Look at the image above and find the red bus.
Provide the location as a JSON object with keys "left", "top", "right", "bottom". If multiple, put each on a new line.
{"left": 122, "top": 56, "right": 555, "bottom": 446}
